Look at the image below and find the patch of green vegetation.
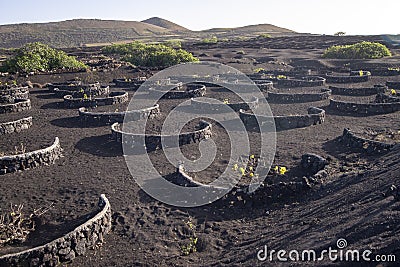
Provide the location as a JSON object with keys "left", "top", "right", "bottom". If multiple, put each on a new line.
{"left": 334, "top": 31, "right": 346, "bottom": 36}
{"left": 322, "top": 41, "right": 392, "bottom": 59}
{"left": 102, "top": 41, "right": 198, "bottom": 67}
{"left": 0, "top": 42, "right": 87, "bottom": 73}
{"left": 257, "top": 33, "right": 272, "bottom": 39}
{"left": 200, "top": 36, "right": 218, "bottom": 44}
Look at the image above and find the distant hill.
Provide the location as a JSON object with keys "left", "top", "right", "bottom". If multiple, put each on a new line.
{"left": 0, "top": 18, "right": 295, "bottom": 48}
{"left": 204, "top": 23, "right": 294, "bottom": 34}
{"left": 142, "top": 17, "right": 189, "bottom": 32}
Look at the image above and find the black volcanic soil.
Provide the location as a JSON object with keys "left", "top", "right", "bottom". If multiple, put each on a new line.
{"left": 0, "top": 36, "right": 399, "bottom": 267}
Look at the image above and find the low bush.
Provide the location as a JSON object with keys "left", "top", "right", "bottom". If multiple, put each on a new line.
{"left": 0, "top": 42, "right": 87, "bottom": 73}
{"left": 322, "top": 41, "right": 392, "bottom": 59}
{"left": 102, "top": 41, "right": 198, "bottom": 67}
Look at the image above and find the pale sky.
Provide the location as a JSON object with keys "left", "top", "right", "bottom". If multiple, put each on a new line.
{"left": 0, "top": 0, "right": 398, "bottom": 35}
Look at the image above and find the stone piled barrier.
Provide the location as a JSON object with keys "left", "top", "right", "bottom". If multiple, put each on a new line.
{"left": 111, "top": 120, "right": 212, "bottom": 151}
{"left": 78, "top": 104, "right": 160, "bottom": 125}
{"left": 0, "top": 99, "right": 31, "bottom": 114}
{"left": 239, "top": 107, "right": 325, "bottom": 131}
{"left": 266, "top": 88, "right": 331, "bottom": 103}
{"left": 63, "top": 92, "right": 128, "bottom": 108}
{"left": 386, "top": 81, "right": 400, "bottom": 89}
{"left": 0, "top": 194, "right": 111, "bottom": 266}
{"left": 325, "top": 72, "right": 370, "bottom": 83}
{"left": 0, "top": 117, "right": 32, "bottom": 135}
{"left": 329, "top": 85, "right": 386, "bottom": 96}
{"left": 0, "top": 137, "right": 62, "bottom": 174}
{"left": 276, "top": 76, "right": 326, "bottom": 87}
{"left": 150, "top": 83, "right": 206, "bottom": 99}
{"left": 190, "top": 97, "right": 259, "bottom": 112}
{"left": 340, "top": 128, "right": 395, "bottom": 153}
{"left": 329, "top": 98, "right": 400, "bottom": 115}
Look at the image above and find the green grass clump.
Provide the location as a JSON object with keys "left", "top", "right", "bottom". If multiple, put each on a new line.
{"left": 102, "top": 41, "right": 198, "bottom": 67}
{"left": 322, "top": 41, "right": 391, "bottom": 59}
{"left": 257, "top": 33, "right": 272, "bottom": 39}
{"left": 0, "top": 42, "right": 87, "bottom": 73}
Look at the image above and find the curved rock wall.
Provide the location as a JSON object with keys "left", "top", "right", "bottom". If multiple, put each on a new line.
{"left": 329, "top": 85, "right": 386, "bottom": 96}
{"left": 0, "top": 86, "right": 30, "bottom": 103}
{"left": 386, "top": 81, "right": 400, "bottom": 89}
{"left": 0, "top": 137, "right": 63, "bottom": 174}
{"left": 369, "top": 68, "right": 400, "bottom": 76}
{"left": 78, "top": 105, "right": 160, "bottom": 125}
{"left": 151, "top": 84, "right": 206, "bottom": 99}
{"left": 329, "top": 99, "right": 400, "bottom": 114}
{"left": 0, "top": 194, "right": 111, "bottom": 267}
{"left": 340, "top": 128, "right": 395, "bottom": 153}
{"left": 54, "top": 86, "right": 109, "bottom": 98}
{"left": 239, "top": 107, "right": 325, "bottom": 131}
{"left": 111, "top": 120, "right": 212, "bottom": 151}
{"left": 190, "top": 97, "right": 259, "bottom": 112}
{"left": 266, "top": 88, "right": 331, "bottom": 103}
{"left": 113, "top": 78, "right": 146, "bottom": 89}
{"left": 0, "top": 117, "right": 32, "bottom": 135}
{"left": 325, "top": 73, "right": 370, "bottom": 83}
{"left": 0, "top": 99, "right": 31, "bottom": 114}
{"left": 63, "top": 92, "right": 128, "bottom": 108}
{"left": 375, "top": 93, "right": 400, "bottom": 103}
{"left": 276, "top": 76, "right": 326, "bottom": 87}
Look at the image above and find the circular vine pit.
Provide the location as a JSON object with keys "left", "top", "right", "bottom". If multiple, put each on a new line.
{"left": 63, "top": 91, "right": 128, "bottom": 108}
{"left": 0, "top": 194, "right": 111, "bottom": 266}
{"left": 239, "top": 107, "right": 325, "bottom": 131}
{"left": 325, "top": 71, "right": 371, "bottom": 83}
{"left": 149, "top": 83, "right": 206, "bottom": 99}
{"left": 190, "top": 96, "right": 259, "bottom": 112}
{"left": 329, "top": 98, "right": 400, "bottom": 115}
{"left": 113, "top": 77, "right": 147, "bottom": 90}
{"left": 0, "top": 99, "right": 31, "bottom": 114}
{"left": 266, "top": 88, "right": 331, "bottom": 103}
{"left": 0, "top": 137, "right": 62, "bottom": 174}
{"left": 78, "top": 104, "right": 160, "bottom": 125}
{"left": 111, "top": 120, "right": 212, "bottom": 151}
{"left": 339, "top": 128, "right": 397, "bottom": 154}
{"left": 329, "top": 85, "right": 386, "bottom": 96}
{"left": 0, "top": 117, "right": 32, "bottom": 135}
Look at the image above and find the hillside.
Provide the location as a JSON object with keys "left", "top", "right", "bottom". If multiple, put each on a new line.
{"left": 141, "top": 17, "right": 189, "bottom": 32}
{"left": 0, "top": 18, "right": 296, "bottom": 48}
{"left": 204, "top": 23, "right": 294, "bottom": 34}
{"left": 0, "top": 19, "right": 173, "bottom": 48}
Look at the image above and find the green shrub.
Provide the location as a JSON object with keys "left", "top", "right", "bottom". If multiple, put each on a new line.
{"left": 257, "top": 33, "right": 272, "bottom": 39}
{"left": 322, "top": 41, "right": 392, "bottom": 59}
{"left": 0, "top": 42, "right": 87, "bottom": 73}
{"left": 102, "top": 41, "right": 198, "bottom": 67}
{"left": 201, "top": 36, "right": 218, "bottom": 44}
{"left": 334, "top": 31, "right": 346, "bottom": 36}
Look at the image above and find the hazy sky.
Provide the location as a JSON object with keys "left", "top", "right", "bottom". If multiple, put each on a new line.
{"left": 0, "top": 0, "right": 398, "bottom": 35}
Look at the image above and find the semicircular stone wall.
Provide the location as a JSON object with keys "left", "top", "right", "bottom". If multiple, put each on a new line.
{"left": 149, "top": 84, "right": 206, "bottom": 99}
{"left": 0, "top": 99, "right": 31, "bottom": 114}
{"left": 0, "top": 117, "right": 32, "bottom": 135}
{"left": 340, "top": 128, "right": 396, "bottom": 153}
{"left": 63, "top": 92, "right": 128, "bottom": 108}
{"left": 111, "top": 120, "right": 212, "bottom": 151}
{"left": 78, "top": 104, "right": 160, "bottom": 125}
{"left": 329, "top": 85, "right": 386, "bottom": 96}
{"left": 325, "top": 73, "right": 370, "bottom": 83}
{"left": 0, "top": 137, "right": 62, "bottom": 174}
{"left": 266, "top": 88, "right": 331, "bottom": 103}
{"left": 329, "top": 98, "right": 400, "bottom": 115}
{"left": 190, "top": 97, "right": 259, "bottom": 112}
{"left": 239, "top": 107, "right": 325, "bottom": 131}
{"left": 0, "top": 194, "right": 111, "bottom": 266}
